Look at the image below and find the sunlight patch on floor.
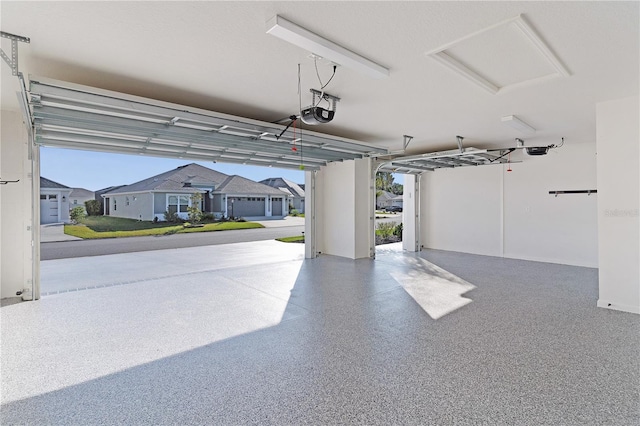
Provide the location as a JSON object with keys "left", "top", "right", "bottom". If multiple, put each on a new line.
{"left": 390, "top": 257, "right": 475, "bottom": 319}
{"left": 2, "top": 241, "right": 304, "bottom": 404}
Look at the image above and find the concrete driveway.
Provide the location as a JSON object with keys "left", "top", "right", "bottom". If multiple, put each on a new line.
{"left": 40, "top": 223, "right": 82, "bottom": 243}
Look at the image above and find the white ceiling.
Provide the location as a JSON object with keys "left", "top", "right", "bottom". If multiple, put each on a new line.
{"left": 1, "top": 1, "right": 638, "bottom": 155}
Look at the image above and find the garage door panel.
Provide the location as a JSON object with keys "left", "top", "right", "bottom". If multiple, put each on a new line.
{"left": 229, "top": 199, "right": 265, "bottom": 217}
{"left": 29, "top": 77, "right": 388, "bottom": 171}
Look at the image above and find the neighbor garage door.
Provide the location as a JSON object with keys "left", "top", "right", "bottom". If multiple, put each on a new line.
{"left": 229, "top": 197, "right": 265, "bottom": 217}
{"left": 272, "top": 197, "right": 283, "bottom": 215}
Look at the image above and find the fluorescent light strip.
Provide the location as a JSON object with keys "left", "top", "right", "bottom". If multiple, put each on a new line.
{"left": 501, "top": 115, "right": 536, "bottom": 134}
{"left": 266, "top": 15, "right": 389, "bottom": 79}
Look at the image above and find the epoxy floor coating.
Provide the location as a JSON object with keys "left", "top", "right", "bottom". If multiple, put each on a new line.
{"left": 1, "top": 241, "right": 638, "bottom": 425}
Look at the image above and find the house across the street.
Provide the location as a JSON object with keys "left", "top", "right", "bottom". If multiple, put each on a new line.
{"left": 68, "top": 188, "right": 95, "bottom": 211}
{"left": 101, "top": 163, "right": 291, "bottom": 221}
{"left": 259, "top": 177, "right": 305, "bottom": 213}
{"left": 376, "top": 190, "right": 403, "bottom": 210}
{"left": 39, "top": 177, "right": 73, "bottom": 224}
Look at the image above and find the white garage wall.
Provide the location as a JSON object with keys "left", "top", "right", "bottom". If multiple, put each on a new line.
{"left": 422, "top": 164, "right": 503, "bottom": 257}
{"left": 596, "top": 96, "right": 640, "bottom": 314}
{"left": 0, "top": 110, "right": 34, "bottom": 299}
{"left": 421, "top": 141, "right": 598, "bottom": 267}
{"left": 503, "top": 143, "right": 598, "bottom": 266}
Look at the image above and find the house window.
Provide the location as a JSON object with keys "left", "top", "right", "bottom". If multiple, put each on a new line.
{"left": 50, "top": 194, "right": 57, "bottom": 200}
{"left": 114, "top": 199, "right": 117, "bottom": 211}
{"left": 168, "top": 195, "right": 190, "bottom": 215}
{"left": 73, "top": 200, "right": 78, "bottom": 205}
{"left": 126, "top": 196, "right": 130, "bottom": 206}
{"left": 40, "top": 194, "right": 46, "bottom": 200}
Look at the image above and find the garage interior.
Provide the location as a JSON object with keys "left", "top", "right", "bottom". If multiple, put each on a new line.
{"left": 1, "top": 2, "right": 638, "bottom": 424}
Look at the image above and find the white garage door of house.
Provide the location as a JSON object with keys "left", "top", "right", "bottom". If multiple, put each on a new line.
{"left": 40, "top": 194, "right": 58, "bottom": 224}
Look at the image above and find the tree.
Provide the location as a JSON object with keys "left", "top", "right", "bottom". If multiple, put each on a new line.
{"left": 187, "top": 193, "right": 203, "bottom": 224}
{"left": 84, "top": 199, "right": 102, "bottom": 216}
{"left": 375, "top": 172, "right": 395, "bottom": 192}
{"left": 390, "top": 182, "right": 403, "bottom": 195}
{"left": 376, "top": 172, "right": 403, "bottom": 195}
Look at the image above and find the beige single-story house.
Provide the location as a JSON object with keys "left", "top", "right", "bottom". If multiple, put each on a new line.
{"left": 102, "top": 163, "right": 290, "bottom": 221}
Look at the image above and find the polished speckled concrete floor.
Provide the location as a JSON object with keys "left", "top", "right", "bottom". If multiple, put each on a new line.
{"left": 2, "top": 241, "right": 638, "bottom": 425}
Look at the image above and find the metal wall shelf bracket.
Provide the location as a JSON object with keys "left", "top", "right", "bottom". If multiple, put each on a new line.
{"left": 550, "top": 189, "right": 597, "bottom": 197}
{"left": 0, "top": 178, "right": 20, "bottom": 185}
{"left": 1, "top": 31, "right": 30, "bottom": 76}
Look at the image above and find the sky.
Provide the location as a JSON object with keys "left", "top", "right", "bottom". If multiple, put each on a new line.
{"left": 40, "top": 147, "right": 307, "bottom": 191}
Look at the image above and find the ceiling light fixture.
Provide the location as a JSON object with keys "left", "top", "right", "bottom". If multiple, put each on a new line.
{"left": 266, "top": 15, "right": 389, "bottom": 79}
{"left": 501, "top": 115, "right": 536, "bottom": 135}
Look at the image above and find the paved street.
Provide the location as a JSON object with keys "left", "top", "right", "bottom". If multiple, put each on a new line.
{"left": 40, "top": 215, "right": 401, "bottom": 260}
{"left": 42, "top": 223, "right": 304, "bottom": 260}
{"left": 375, "top": 213, "right": 402, "bottom": 226}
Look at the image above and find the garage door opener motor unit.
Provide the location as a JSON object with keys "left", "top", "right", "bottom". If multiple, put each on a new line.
{"left": 301, "top": 89, "right": 340, "bottom": 125}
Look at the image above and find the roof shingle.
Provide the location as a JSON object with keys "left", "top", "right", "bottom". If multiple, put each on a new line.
{"left": 107, "top": 163, "right": 229, "bottom": 194}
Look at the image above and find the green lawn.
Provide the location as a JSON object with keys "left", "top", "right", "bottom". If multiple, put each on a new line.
{"left": 276, "top": 235, "right": 305, "bottom": 243}
{"left": 65, "top": 216, "right": 264, "bottom": 239}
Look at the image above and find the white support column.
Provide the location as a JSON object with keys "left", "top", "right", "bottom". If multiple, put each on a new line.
{"left": 402, "top": 174, "right": 421, "bottom": 252}
{"left": 596, "top": 96, "right": 639, "bottom": 314}
{"left": 370, "top": 162, "right": 378, "bottom": 258}
{"left": 30, "top": 141, "right": 41, "bottom": 300}
{"left": 304, "top": 170, "right": 317, "bottom": 259}
{"left": 353, "top": 158, "right": 372, "bottom": 258}
{"left": 312, "top": 158, "right": 371, "bottom": 259}
{"left": 265, "top": 196, "right": 271, "bottom": 217}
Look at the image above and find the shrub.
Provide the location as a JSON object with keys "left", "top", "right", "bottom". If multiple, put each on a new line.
{"left": 163, "top": 210, "right": 181, "bottom": 223}
{"left": 376, "top": 222, "right": 395, "bottom": 239}
{"left": 70, "top": 206, "right": 86, "bottom": 224}
{"left": 393, "top": 223, "right": 403, "bottom": 238}
{"left": 84, "top": 199, "right": 102, "bottom": 216}
{"left": 201, "top": 212, "right": 215, "bottom": 222}
{"left": 290, "top": 209, "right": 299, "bottom": 216}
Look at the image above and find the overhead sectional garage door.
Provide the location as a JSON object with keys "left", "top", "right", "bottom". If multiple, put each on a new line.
{"left": 39, "top": 194, "right": 58, "bottom": 224}
{"left": 272, "top": 197, "right": 283, "bottom": 216}
{"left": 228, "top": 197, "right": 265, "bottom": 217}
{"left": 27, "top": 77, "right": 388, "bottom": 170}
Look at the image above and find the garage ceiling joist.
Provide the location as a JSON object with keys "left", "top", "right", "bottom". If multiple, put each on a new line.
{"left": 28, "top": 77, "right": 388, "bottom": 170}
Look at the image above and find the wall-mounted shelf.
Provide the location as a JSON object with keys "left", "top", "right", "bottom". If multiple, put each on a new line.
{"left": 549, "top": 189, "right": 597, "bottom": 197}
{"left": 0, "top": 178, "right": 20, "bottom": 185}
